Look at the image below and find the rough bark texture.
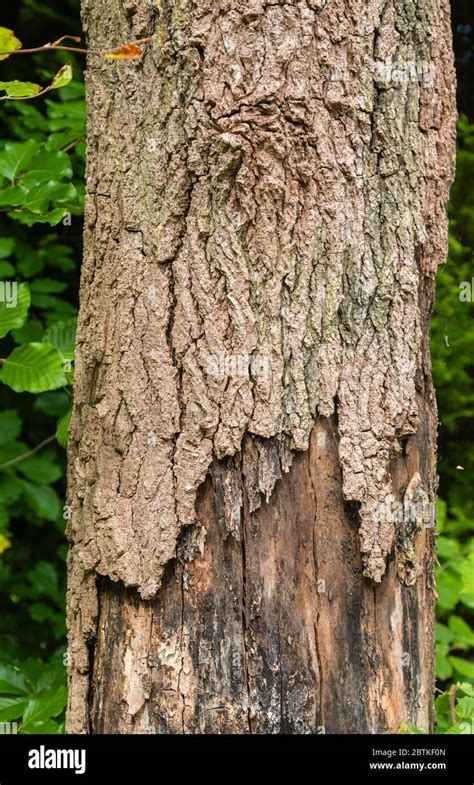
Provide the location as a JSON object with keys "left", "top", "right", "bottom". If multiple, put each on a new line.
{"left": 67, "top": 0, "right": 456, "bottom": 733}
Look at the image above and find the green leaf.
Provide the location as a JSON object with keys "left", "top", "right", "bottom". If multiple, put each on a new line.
{"left": 0, "top": 664, "right": 28, "bottom": 695}
{"left": 7, "top": 102, "right": 49, "bottom": 133}
{"left": 0, "top": 81, "right": 41, "bottom": 98}
{"left": 0, "top": 261, "right": 15, "bottom": 278}
{"left": 13, "top": 207, "right": 69, "bottom": 228}
{"left": 0, "top": 237, "right": 14, "bottom": 259}
{"left": 22, "top": 685, "right": 67, "bottom": 728}
{"left": 17, "top": 250, "right": 44, "bottom": 278}
{"left": 0, "top": 27, "right": 22, "bottom": 61}
{"left": 31, "top": 278, "right": 67, "bottom": 294}
{"left": 435, "top": 622, "right": 452, "bottom": 644}
{"left": 14, "top": 181, "right": 77, "bottom": 214}
{"left": 436, "top": 652, "right": 453, "bottom": 681}
{"left": 21, "top": 718, "right": 62, "bottom": 734}
{"left": 21, "top": 481, "right": 61, "bottom": 522}
{"left": 0, "top": 140, "right": 38, "bottom": 181}
{"left": 56, "top": 407, "right": 72, "bottom": 448}
{"left": 0, "top": 343, "right": 68, "bottom": 393}
{"left": 436, "top": 569, "right": 463, "bottom": 610}
{"left": 45, "top": 98, "right": 86, "bottom": 134}
{"left": 436, "top": 536, "right": 461, "bottom": 560}
{"left": 448, "top": 656, "right": 474, "bottom": 679}
{"left": 36, "top": 662, "right": 66, "bottom": 693}
{"left": 18, "top": 455, "right": 62, "bottom": 485}
{"left": 448, "top": 615, "right": 474, "bottom": 647}
{"left": 20, "top": 658, "right": 44, "bottom": 688}
{"left": 0, "top": 476, "right": 23, "bottom": 506}
{"left": 0, "top": 282, "right": 30, "bottom": 338}
{"left": 26, "top": 562, "right": 59, "bottom": 601}
{"left": 43, "top": 318, "right": 76, "bottom": 360}
{"left": 50, "top": 64, "right": 73, "bottom": 91}
{"left": 29, "top": 602, "right": 55, "bottom": 623}
{"left": 33, "top": 390, "right": 69, "bottom": 417}
{"left": 46, "top": 129, "right": 82, "bottom": 153}
{"left": 20, "top": 151, "right": 73, "bottom": 185}
{"left": 457, "top": 696, "right": 474, "bottom": 720}
{"left": 435, "top": 691, "right": 452, "bottom": 729}
{"left": 0, "top": 409, "right": 22, "bottom": 445}
{"left": 0, "top": 185, "right": 27, "bottom": 206}
{"left": 30, "top": 293, "right": 76, "bottom": 314}
{"left": 0, "top": 440, "right": 28, "bottom": 465}
{"left": 40, "top": 242, "right": 75, "bottom": 273}
{"left": 12, "top": 318, "right": 44, "bottom": 345}
{"left": 0, "top": 696, "right": 27, "bottom": 722}
{"left": 460, "top": 553, "right": 474, "bottom": 607}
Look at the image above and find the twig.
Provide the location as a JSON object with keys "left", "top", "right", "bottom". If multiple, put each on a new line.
{"left": 0, "top": 87, "right": 54, "bottom": 102}
{"left": 51, "top": 35, "right": 81, "bottom": 47}
{"left": 0, "top": 37, "right": 152, "bottom": 58}
{"left": 449, "top": 683, "right": 460, "bottom": 727}
{"left": 60, "top": 137, "right": 85, "bottom": 153}
{"left": 0, "top": 434, "right": 56, "bottom": 471}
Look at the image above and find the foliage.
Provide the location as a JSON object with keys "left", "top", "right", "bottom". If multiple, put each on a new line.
{"left": 434, "top": 682, "right": 474, "bottom": 734}
{"left": 0, "top": 651, "right": 67, "bottom": 733}
{"left": 0, "top": 10, "right": 146, "bottom": 736}
{"left": 430, "top": 114, "right": 474, "bottom": 733}
{"left": 0, "top": 26, "right": 76, "bottom": 100}
{"left": 401, "top": 682, "right": 474, "bottom": 735}
{"left": 0, "top": 14, "right": 83, "bottom": 733}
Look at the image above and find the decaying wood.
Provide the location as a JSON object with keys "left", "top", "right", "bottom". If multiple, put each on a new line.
{"left": 88, "top": 408, "right": 437, "bottom": 733}
{"left": 67, "top": 0, "right": 456, "bottom": 732}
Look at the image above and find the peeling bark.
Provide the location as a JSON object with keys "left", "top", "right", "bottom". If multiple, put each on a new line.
{"left": 67, "top": 0, "right": 456, "bottom": 733}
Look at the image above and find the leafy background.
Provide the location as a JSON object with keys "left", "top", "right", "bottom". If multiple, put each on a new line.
{"left": 0, "top": 0, "right": 82, "bottom": 733}
{"left": 0, "top": 0, "right": 472, "bottom": 734}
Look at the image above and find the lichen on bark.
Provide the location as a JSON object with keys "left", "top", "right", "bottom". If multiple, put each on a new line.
{"left": 67, "top": 0, "right": 455, "bottom": 730}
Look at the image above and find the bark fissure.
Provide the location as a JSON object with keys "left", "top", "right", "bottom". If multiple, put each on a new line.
{"left": 238, "top": 463, "right": 253, "bottom": 734}
{"left": 307, "top": 433, "right": 324, "bottom": 728}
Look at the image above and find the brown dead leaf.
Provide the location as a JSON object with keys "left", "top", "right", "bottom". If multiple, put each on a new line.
{"left": 105, "top": 43, "right": 143, "bottom": 60}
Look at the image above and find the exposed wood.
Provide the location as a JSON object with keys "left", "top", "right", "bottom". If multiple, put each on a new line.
{"left": 89, "top": 408, "right": 436, "bottom": 733}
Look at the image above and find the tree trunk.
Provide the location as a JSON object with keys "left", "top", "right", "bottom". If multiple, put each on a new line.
{"left": 67, "top": 0, "right": 456, "bottom": 733}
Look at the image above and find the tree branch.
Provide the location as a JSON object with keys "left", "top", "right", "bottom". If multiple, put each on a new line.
{"left": 0, "top": 434, "right": 56, "bottom": 471}
{"left": 0, "top": 37, "right": 152, "bottom": 58}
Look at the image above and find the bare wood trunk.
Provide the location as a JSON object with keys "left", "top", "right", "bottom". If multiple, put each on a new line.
{"left": 67, "top": 0, "right": 456, "bottom": 733}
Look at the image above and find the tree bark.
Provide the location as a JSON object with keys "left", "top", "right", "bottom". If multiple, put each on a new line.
{"left": 67, "top": 0, "right": 456, "bottom": 733}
